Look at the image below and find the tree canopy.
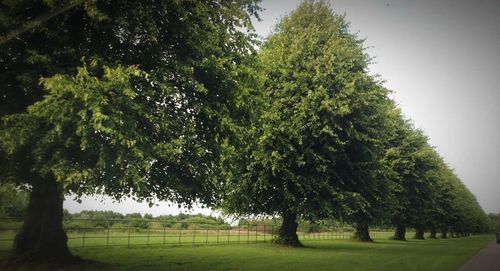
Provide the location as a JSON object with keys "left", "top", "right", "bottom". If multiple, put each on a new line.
{"left": 0, "top": 0, "right": 262, "bottom": 262}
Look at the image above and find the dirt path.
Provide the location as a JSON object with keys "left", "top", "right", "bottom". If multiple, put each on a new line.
{"left": 458, "top": 239, "right": 500, "bottom": 271}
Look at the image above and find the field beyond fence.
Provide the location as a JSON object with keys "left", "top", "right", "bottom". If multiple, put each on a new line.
{"left": 0, "top": 217, "right": 408, "bottom": 251}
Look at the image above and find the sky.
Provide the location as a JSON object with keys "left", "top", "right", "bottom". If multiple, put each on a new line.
{"left": 65, "top": 0, "right": 500, "bottom": 215}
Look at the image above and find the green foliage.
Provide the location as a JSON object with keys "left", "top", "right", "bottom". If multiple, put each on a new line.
{"left": 125, "top": 213, "right": 142, "bottom": 219}
{"left": 127, "top": 218, "right": 149, "bottom": 229}
{"left": 91, "top": 214, "right": 109, "bottom": 229}
{"left": 63, "top": 210, "right": 125, "bottom": 230}
{"left": 63, "top": 220, "right": 87, "bottom": 232}
{"left": 383, "top": 112, "right": 440, "bottom": 228}
{"left": 0, "top": 63, "right": 164, "bottom": 200}
{"left": 222, "top": 1, "right": 394, "bottom": 231}
{"left": 488, "top": 213, "right": 500, "bottom": 232}
{"left": 0, "top": 183, "right": 28, "bottom": 218}
{"left": 382, "top": 107, "right": 489, "bottom": 234}
{"left": 157, "top": 214, "right": 228, "bottom": 230}
{"left": 0, "top": 0, "right": 263, "bottom": 218}
{"left": 59, "top": 211, "right": 229, "bottom": 231}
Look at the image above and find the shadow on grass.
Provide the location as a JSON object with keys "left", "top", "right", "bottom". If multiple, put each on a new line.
{"left": 299, "top": 238, "right": 455, "bottom": 252}
{"left": 293, "top": 239, "right": 393, "bottom": 252}
{"left": 0, "top": 254, "right": 109, "bottom": 271}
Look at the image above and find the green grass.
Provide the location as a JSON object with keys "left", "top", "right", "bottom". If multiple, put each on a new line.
{"left": 2, "top": 230, "right": 398, "bottom": 251}
{"left": 0, "top": 234, "right": 492, "bottom": 271}
{"left": 0, "top": 229, "right": 414, "bottom": 251}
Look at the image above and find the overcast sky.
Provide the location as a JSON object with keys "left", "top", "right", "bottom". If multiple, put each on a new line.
{"left": 65, "top": 0, "right": 500, "bottom": 215}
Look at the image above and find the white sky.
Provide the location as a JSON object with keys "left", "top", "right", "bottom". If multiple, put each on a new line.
{"left": 65, "top": 0, "right": 500, "bottom": 215}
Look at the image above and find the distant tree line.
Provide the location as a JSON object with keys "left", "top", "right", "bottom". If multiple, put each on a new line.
{"left": 0, "top": 0, "right": 491, "bottom": 265}
{"left": 63, "top": 211, "right": 228, "bottom": 231}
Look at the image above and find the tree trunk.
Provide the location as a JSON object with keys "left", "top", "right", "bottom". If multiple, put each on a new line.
{"left": 10, "top": 176, "right": 73, "bottom": 264}
{"left": 276, "top": 211, "right": 302, "bottom": 247}
{"left": 393, "top": 225, "right": 406, "bottom": 241}
{"left": 414, "top": 227, "right": 425, "bottom": 240}
{"left": 441, "top": 229, "right": 448, "bottom": 239}
{"left": 429, "top": 226, "right": 437, "bottom": 239}
{"left": 354, "top": 223, "right": 373, "bottom": 242}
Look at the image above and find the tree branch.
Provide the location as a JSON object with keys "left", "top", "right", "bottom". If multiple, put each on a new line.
{"left": 0, "top": 0, "right": 85, "bottom": 45}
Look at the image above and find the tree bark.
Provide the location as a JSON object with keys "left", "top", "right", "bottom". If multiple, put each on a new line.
{"left": 429, "top": 226, "right": 437, "bottom": 239}
{"left": 414, "top": 227, "right": 425, "bottom": 240}
{"left": 276, "top": 211, "right": 302, "bottom": 247}
{"left": 441, "top": 229, "right": 448, "bottom": 239}
{"left": 354, "top": 223, "right": 373, "bottom": 242}
{"left": 10, "top": 176, "right": 73, "bottom": 263}
{"left": 393, "top": 225, "right": 406, "bottom": 241}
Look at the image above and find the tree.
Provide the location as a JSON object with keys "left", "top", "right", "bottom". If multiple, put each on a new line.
{"left": 221, "top": 1, "right": 393, "bottom": 246}
{"left": 338, "top": 95, "right": 395, "bottom": 242}
{"left": 425, "top": 160, "right": 453, "bottom": 239}
{"left": 125, "top": 213, "right": 142, "bottom": 219}
{"left": 383, "top": 109, "right": 439, "bottom": 241}
{"left": 0, "top": 0, "right": 261, "bottom": 263}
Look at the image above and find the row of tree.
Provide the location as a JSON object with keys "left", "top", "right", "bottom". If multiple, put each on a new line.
{"left": 0, "top": 0, "right": 489, "bottom": 264}
{"left": 218, "top": 1, "right": 490, "bottom": 245}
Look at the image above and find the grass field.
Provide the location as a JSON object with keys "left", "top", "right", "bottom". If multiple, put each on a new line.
{"left": 0, "top": 229, "right": 399, "bottom": 251}
{"left": 0, "top": 234, "right": 492, "bottom": 271}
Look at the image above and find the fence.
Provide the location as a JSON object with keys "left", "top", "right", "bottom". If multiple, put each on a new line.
{"left": 0, "top": 218, "right": 398, "bottom": 251}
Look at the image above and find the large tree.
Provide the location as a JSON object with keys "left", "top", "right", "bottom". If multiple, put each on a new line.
{"left": 221, "top": 1, "right": 393, "bottom": 246}
{"left": 338, "top": 96, "right": 396, "bottom": 242}
{"left": 0, "top": 0, "right": 260, "bottom": 263}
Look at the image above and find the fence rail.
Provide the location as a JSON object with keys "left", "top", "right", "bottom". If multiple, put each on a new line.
{"left": 0, "top": 218, "right": 399, "bottom": 251}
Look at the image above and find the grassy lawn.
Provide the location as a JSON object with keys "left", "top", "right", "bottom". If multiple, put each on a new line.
{"left": 0, "top": 230, "right": 399, "bottom": 251}
{"left": 0, "top": 234, "right": 492, "bottom": 271}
